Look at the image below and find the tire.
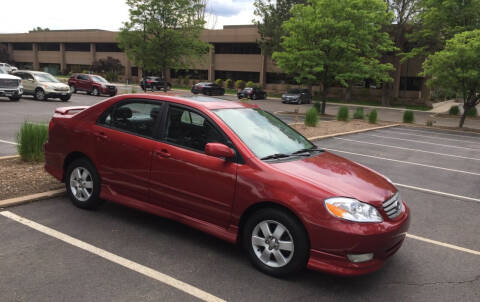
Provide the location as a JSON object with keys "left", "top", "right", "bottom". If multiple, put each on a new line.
{"left": 65, "top": 158, "right": 103, "bottom": 210}
{"left": 9, "top": 96, "right": 20, "bottom": 101}
{"left": 70, "top": 85, "right": 76, "bottom": 93}
{"left": 60, "top": 95, "right": 71, "bottom": 102}
{"left": 242, "top": 208, "right": 309, "bottom": 277}
{"left": 34, "top": 88, "right": 46, "bottom": 101}
{"left": 92, "top": 87, "right": 100, "bottom": 96}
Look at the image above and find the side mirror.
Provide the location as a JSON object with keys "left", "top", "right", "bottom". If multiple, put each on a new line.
{"left": 205, "top": 143, "right": 235, "bottom": 159}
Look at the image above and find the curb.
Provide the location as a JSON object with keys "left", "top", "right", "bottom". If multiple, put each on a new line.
{"left": 0, "top": 155, "right": 19, "bottom": 160}
{"left": 0, "top": 188, "right": 66, "bottom": 208}
{"left": 307, "top": 124, "right": 401, "bottom": 141}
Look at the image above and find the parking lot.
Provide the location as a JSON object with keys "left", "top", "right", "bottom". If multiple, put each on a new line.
{"left": 1, "top": 106, "right": 479, "bottom": 302}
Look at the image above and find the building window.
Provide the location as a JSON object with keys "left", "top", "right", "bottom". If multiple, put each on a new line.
{"left": 12, "top": 43, "right": 33, "bottom": 51}
{"left": 65, "top": 43, "right": 90, "bottom": 52}
{"left": 40, "top": 63, "right": 61, "bottom": 75}
{"left": 213, "top": 43, "right": 261, "bottom": 54}
{"left": 215, "top": 70, "right": 260, "bottom": 83}
{"left": 66, "top": 64, "right": 92, "bottom": 73}
{"left": 171, "top": 69, "right": 208, "bottom": 80}
{"left": 16, "top": 62, "right": 33, "bottom": 70}
{"left": 131, "top": 66, "right": 139, "bottom": 77}
{"left": 400, "top": 77, "right": 423, "bottom": 91}
{"left": 96, "top": 43, "right": 122, "bottom": 52}
{"left": 38, "top": 43, "right": 60, "bottom": 51}
{"left": 266, "top": 73, "right": 297, "bottom": 84}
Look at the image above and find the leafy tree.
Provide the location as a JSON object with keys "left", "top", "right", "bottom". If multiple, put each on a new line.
{"left": 253, "top": 0, "right": 306, "bottom": 56}
{"left": 273, "top": 0, "right": 395, "bottom": 114}
{"left": 91, "top": 57, "right": 125, "bottom": 82}
{"left": 422, "top": 30, "right": 480, "bottom": 128}
{"left": 118, "top": 0, "right": 208, "bottom": 79}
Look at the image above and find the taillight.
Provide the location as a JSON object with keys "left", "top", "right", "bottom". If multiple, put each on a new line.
{"left": 49, "top": 119, "right": 54, "bottom": 132}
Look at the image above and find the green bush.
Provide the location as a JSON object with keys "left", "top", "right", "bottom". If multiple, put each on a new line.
{"left": 337, "top": 106, "right": 349, "bottom": 121}
{"left": 215, "top": 78, "right": 224, "bottom": 88}
{"left": 246, "top": 81, "right": 255, "bottom": 88}
{"left": 368, "top": 109, "right": 378, "bottom": 124}
{"left": 449, "top": 105, "right": 460, "bottom": 115}
{"left": 403, "top": 110, "right": 415, "bottom": 123}
{"left": 353, "top": 107, "right": 365, "bottom": 119}
{"left": 305, "top": 107, "right": 319, "bottom": 127}
{"left": 17, "top": 122, "right": 49, "bottom": 162}
{"left": 235, "top": 80, "right": 246, "bottom": 90}
{"left": 225, "top": 78, "right": 233, "bottom": 89}
{"left": 466, "top": 106, "right": 478, "bottom": 117}
{"left": 314, "top": 101, "right": 322, "bottom": 113}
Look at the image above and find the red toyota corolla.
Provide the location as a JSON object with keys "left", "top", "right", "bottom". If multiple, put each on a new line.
{"left": 44, "top": 94, "right": 410, "bottom": 277}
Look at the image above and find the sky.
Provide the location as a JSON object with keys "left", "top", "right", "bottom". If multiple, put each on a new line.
{"left": 0, "top": 0, "right": 256, "bottom": 33}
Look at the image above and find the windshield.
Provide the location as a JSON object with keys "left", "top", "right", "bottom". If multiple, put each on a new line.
{"left": 92, "top": 75, "right": 108, "bottom": 83}
{"left": 35, "top": 73, "right": 60, "bottom": 83}
{"left": 214, "top": 108, "right": 315, "bottom": 159}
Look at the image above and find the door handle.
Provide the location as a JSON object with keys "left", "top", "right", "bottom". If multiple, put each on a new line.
{"left": 154, "top": 149, "right": 171, "bottom": 158}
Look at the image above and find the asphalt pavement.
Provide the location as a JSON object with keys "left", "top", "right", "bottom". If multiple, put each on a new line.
{"left": 1, "top": 126, "right": 479, "bottom": 301}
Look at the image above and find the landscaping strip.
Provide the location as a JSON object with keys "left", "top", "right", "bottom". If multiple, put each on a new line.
{"left": 0, "top": 188, "right": 65, "bottom": 208}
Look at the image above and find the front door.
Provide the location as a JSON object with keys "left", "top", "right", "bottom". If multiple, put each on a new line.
{"left": 150, "top": 105, "right": 238, "bottom": 227}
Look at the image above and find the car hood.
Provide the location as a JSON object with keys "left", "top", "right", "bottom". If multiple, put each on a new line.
{"left": 0, "top": 74, "right": 21, "bottom": 80}
{"left": 282, "top": 93, "right": 301, "bottom": 98}
{"left": 271, "top": 151, "right": 396, "bottom": 206}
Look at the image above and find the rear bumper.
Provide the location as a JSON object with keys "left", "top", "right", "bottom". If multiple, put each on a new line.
{"left": 307, "top": 202, "right": 410, "bottom": 276}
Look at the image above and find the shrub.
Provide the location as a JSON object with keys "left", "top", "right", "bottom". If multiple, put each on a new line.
{"left": 449, "top": 105, "right": 460, "bottom": 115}
{"left": 235, "top": 80, "right": 246, "bottom": 90}
{"left": 368, "top": 109, "right": 378, "bottom": 124}
{"left": 225, "top": 78, "right": 233, "bottom": 89}
{"left": 353, "top": 107, "right": 365, "bottom": 119}
{"left": 246, "top": 81, "right": 255, "bottom": 88}
{"left": 466, "top": 106, "right": 478, "bottom": 117}
{"left": 403, "top": 110, "right": 415, "bottom": 123}
{"left": 337, "top": 106, "right": 349, "bottom": 121}
{"left": 17, "top": 122, "right": 48, "bottom": 162}
{"left": 314, "top": 101, "right": 322, "bottom": 113}
{"left": 215, "top": 78, "right": 224, "bottom": 88}
{"left": 305, "top": 107, "right": 319, "bottom": 127}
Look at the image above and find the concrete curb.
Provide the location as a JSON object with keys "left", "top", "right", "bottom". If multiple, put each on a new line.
{"left": 0, "top": 188, "right": 66, "bottom": 208}
{"left": 307, "top": 124, "right": 401, "bottom": 141}
{"left": 0, "top": 155, "right": 19, "bottom": 160}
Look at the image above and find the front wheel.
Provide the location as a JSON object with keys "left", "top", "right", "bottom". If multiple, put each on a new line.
{"left": 242, "top": 208, "right": 309, "bottom": 277}
{"left": 66, "top": 158, "right": 103, "bottom": 210}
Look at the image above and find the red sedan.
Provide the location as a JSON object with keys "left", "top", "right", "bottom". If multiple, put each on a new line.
{"left": 44, "top": 94, "right": 410, "bottom": 277}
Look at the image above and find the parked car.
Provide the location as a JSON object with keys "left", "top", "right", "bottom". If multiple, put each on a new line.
{"left": 281, "top": 88, "right": 312, "bottom": 104}
{"left": 13, "top": 70, "right": 70, "bottom": 101}
{"left": 68, "top": 73, "right": 117, "bottom": 97}
{"left": 0, "top": 66, "right": 23, "bottom": 101}
{"left": 237, "top": 87, "right": 267, "bottom": 100}
{"left": 45, "top": 94, "right": 410, "bottom": 277}
{"left": 191, "top": 82, "right": 225, "bottom": 96}
{"left": 0, "top": 62, "right": 18, "bottom": 73}
{"left": 140, "top": 76, "right": 171, "bottom": 92}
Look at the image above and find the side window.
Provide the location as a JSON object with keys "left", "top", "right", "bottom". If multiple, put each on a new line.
{"left": 102, "top": 102, "right": 163, "bottom": 138}
{"left": 165, "top": 106, "right": 225, "bottom": 151}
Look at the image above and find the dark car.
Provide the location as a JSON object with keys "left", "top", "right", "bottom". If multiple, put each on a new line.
{"left": 191, "top": 82, "right": 225, "bottom": 96}
{"left": 281, "top": 88, "right": 312, "bottom": 104}
{"left": 237, "top": 87, "right": 267, "bottom": 100}
{"left": 45, "top": 94, "right": 409, "bottom": 277}
{"left": 68, "top": 74, "right": 117, "bottom": 97}
{"left": 140, "top": 76, "right": 171, "bottom": 92}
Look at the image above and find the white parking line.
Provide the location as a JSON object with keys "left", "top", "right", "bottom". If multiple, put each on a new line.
{"left": 0, "top": 139, "right": 17, "bottom": 145}
{"left": 333, "top": 137, "right": 480, "bottom": 161}
{"left": 394, "top": 183, "right": 480, "bottom": 203}
{"left": 0, "top": 211, "right": 225, "bottom": 302}
{"left": 362, "top": 134, "right": 480, "bottom": 151}
{"left": 326, "top": 148, "right": 480, "bottom": 176}
{"left": 406, "top": 234, "right": 480, "bottom": 256}
{"left": 376, "top": 129, "right": 480, "bottom": 146}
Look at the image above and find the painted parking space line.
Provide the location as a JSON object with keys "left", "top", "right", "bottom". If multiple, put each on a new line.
{"left": 406, "top": 234, "right": 480, "bottom": 256}
{"left": 393, "top": 183, "right": 480, "bottom": 204}
{"left": 326, "top": 148, "right": 480, "bottom": 176}
{"left": 362, "top": 133, "right": 480, "bottom": 151}
{"left": 0, "top": 211, "right": 225, "bottom": 302}
{"left": 375, "top": 129, "right": 480, "bottom": 146}
{"left": 0, "top": 139, "right": 17, "bottom": 145}
{"left": 333, "top": 137, "right": 480, "bottom": 161}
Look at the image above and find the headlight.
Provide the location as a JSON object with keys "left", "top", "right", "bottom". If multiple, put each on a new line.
{"left": 324, "top": 197, "right": 383, "bottom": 222}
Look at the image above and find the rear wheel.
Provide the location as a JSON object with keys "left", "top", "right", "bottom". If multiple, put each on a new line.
{"left": 242, "top": 208, "right": 309, "bottom": 277}
{"left": 66, "top": 158, "right": 103, "bottom": 210}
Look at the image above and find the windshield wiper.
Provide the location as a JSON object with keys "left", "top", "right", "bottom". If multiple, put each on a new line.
{"left": 260, "top": 153, "right": 292, "bottom": 160}
{"left": 291, "top": 147, "right": 324, "bottom": 155}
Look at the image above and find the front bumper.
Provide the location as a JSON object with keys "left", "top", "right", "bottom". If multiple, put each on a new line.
{"left": 307, "top": 201, "right": 410, "bottom": 276}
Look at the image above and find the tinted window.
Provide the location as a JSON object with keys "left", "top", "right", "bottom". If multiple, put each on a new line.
{"left": 104, "top": 102, "right": 163, "bottom": 138}
{"left": 165, "top": 106, "right": 225, "bottom": 151}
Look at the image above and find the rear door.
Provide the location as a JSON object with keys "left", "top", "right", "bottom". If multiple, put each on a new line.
{"left": 93, "top": 99, "right": 164, "bottom": 202}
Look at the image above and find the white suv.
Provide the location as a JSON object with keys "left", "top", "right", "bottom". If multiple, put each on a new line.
{"left": 0, "top": 62, "right": 18, "bottom": 73}
{"left": 0, "top": 67, "right": 23, "bottom": 101}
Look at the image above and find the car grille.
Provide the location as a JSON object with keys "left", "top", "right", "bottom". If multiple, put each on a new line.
{"left": 0, "top": 79, "right": 19, "bottom": 88}
{"left": 382, "top": 193, "right": 402, "bottom": 219}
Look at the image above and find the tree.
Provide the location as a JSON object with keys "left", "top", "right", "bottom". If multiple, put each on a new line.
{"left": 422, "top": 30, "right": 480, "bottom": 128}
{"left": 273, "top": 0, "right": 395, "bottom": 113}
{"left": 91, "top": 57, "right": 125, "bottom": 82}
{"left": 253, "top": 0, "right": 306, "bottom": 56}
{"left": 118, "top": 0, "right": 208, "bottom": 79}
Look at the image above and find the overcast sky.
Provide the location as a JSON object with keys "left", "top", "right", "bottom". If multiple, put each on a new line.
{"left": 0, "top": 0, "right": 256, "bottom": 33}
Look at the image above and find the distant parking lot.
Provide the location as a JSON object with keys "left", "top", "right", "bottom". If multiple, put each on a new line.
{"left": 1, "top": 125, "right": 478, "bottom": 301}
